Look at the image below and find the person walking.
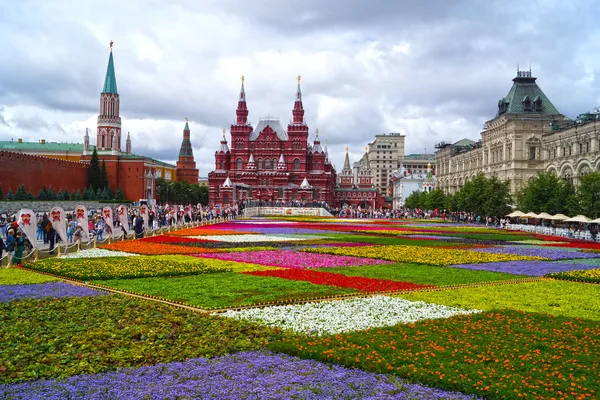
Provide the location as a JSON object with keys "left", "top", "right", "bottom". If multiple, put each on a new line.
{"left": 45, "top": 219, "right": 56, "bottom": 254}
{"left": 5, "top": 228, "right": 16, "bottom": 262}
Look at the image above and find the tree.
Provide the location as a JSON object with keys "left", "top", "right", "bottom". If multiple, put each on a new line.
{"left": 425, "top": 189, "right": 446, "bottom": 210}
{"left": 100, "top": 187, "right": 110, "bottom": 200}
{"left": 96, "top": 187, "right": 103, "bottom": 200}
{"left": 404, "top": 190, "right": 427, "bottom": 210}
{"left": 558, "top": 180, "right": 580, "bottom": 216}
{"left": 46, "top": 188, "right": 57, "bottom": 201}
{"left": 88, "top": 148, "right": 102, "bottom": 189}
{"left": 25, "top": 191, "right": 35, "bottom": 200}
{"left": 6, "top": 188, "right": 13, "bottom": 200}
{"left": 36, "top": 189, "right": 48, "bottom": 200}
{"left": 0, "top": 186, "right": 4, "bottom": 201}
{"left": 198, "top": 185, "right": 208, "bottom": 206}
{"left": 100, "top": 160, "right": 108, "bottom": 189}
{"left": 14, "top": 184, "right": 27, "bottom": 200}
{"left": 578, "top": 172, "right": 600, "bottom": 218}
{"left": 483, "top": 176, "right": 512, "bottom": 217}
{"left": 115, "top": 187, "right": 124, "bottom": 201}
{"left": 518, "top": 172, "right": 563, "bottom": 214}
{"left": 56, "top": 188, "right": 64, "bottom": 200}
{"left": 73, "top": 190, "right": 82, "bottom": 201}
{"left": 444, "top": 193, "right": 457, "bottom": 212}
{"left": 106, "top": 186, "right": 113, "bottom": 200}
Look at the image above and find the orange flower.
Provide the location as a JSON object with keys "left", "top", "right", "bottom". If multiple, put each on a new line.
{"left": 100, "top": 241, "right": 221, "bottom": 255}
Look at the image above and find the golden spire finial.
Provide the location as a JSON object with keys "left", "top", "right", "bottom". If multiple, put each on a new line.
{"left": 346, "top": 146, "right": 349, "bottom": 153}
{"left": 110, "top": 40, "right": 114, "bottom": 51}
{"left": 365, "top": 146, "right": 368, "bottom": 152}
{"left": 297, "top": 75, "right": 301, "bottom": 84}
{"left": 241, "top": 75, "right": 245, "bottom": 84}
{"left": 315, "top": 128, "right": 319, "bottom": 135}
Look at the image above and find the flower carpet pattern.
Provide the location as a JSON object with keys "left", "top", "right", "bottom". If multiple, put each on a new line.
{"left": 222, "top": 296, "right": 480, "bottom": 335}
{"left": 4, "top": 217, "right": 600, "bottom": 399}
{"left": 197, "top": 249, "right": 393, "bottom": 269}
{"left": 244, "top": 269, "right": 435, "bottom": 292}
{"left": 304, "top": 245, "right": 545, "bottom": 265}
{"left": 0, "top": 351, "right": 480, "bottom": 400}
{"left": 0, "top": 282, "right": 106, "bottom": 302}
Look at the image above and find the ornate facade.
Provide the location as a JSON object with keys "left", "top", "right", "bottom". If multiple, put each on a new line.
{"left": 208, "top": 77, "right": 337, "bottom": 206}
{"left": 334, "top": 148, "right": 383, "bottom": 209}
{"left": 436, "top": 70, "right": 566, "bottom": 194}
{"left": 176, "top": 119, "right": 199, "bottom": 184}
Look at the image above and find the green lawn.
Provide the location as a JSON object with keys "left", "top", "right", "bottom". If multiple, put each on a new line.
{"left": 0, "top": 268, "right": 59, "bottom": 285}
{"left": 97, "top": 272, "right": 357, "bottom": 309}
{"left": 316, "top": 263, "right": 525, "bottom": 286}
{"left": 0, "top": 295, "right": 285, "bottom": 384}
{"left": 401, "top": 279, "right": 600, "bottom": 321}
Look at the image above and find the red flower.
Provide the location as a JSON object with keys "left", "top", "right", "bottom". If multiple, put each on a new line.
{"left": 139, "top": 235, "right": 215, "bottom": 244}
{"left": 244, "top": 269, "right": 435, "bottom": 292}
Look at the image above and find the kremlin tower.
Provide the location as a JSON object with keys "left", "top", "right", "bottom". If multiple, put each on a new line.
{"left": 97, "top": 41, "right": 121, "bottom": 152}
{"left": 176, "top": 119, "right": 199, "bottom": 184}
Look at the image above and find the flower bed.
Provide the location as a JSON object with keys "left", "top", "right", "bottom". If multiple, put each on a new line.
{"left": 197, "top": 250, "right": 392, "bottom": 269}
{"left": 0, "top": 296, "right": 285, "bottom": 384}
{"left": 222, "top": 296, "right": 480, "bottom": 335}
{"left": 540, "top": 241, "right": 600, "bottom": 250}
{"left": 0, "top": 350, "right": 479, "bottom": 400}
{"left": 59, "top": 248, "right": 140, "bottom": 258}
{"left": 304, "top": 245, "right": 545, "bottom": 266}
{"left": 270, "top": 310, "right": 600, "bottom": 400}
{"left": 0, "top": 282, "right": 106, "bottom": 302}
{"left": 546, "top": 268, "right": 600, "bottom": 283}
{"left": 449, "top": 260, "right": 600, "bottom": 276}
{"left": 473, "top": 246, "right": 600, "bottom": 260}
{"left": 167, "top": 228, "right": 254, "bottom": 236}
{"left": 100, "top": 241, "right": 222, "bottom": 255}
{"left": 26, "top": 255, "right": 228, "bottom": 280}
{"left": 139, "top": 235, "right": 216, "bottom": 243}
{"left": 0, "top": 268, "right": 59, "bottom": 285}
{"left": 244, "top": 269, "right": 435, "bottom": 292}
{"left": 193, "top": 234, "right": 324, "bottom": 242}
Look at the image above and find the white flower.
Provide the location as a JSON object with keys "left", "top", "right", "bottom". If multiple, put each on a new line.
{"left": 59, "top": 249, "right": 140, "bottom": 258}
{"left": 221, "top": 296, "right": 480, "bottom": 336}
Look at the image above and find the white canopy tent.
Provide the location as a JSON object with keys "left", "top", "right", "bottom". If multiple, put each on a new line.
{"left": 549, "top": 214, "right": 570, "bottom": 221}
{"left": 506, "top": 211, "right": 526, "bottom": 218}
{"left": 564, "top": 215, "right": 592, "bottom": 223}
{"left": 537, "top": 212, "right": 553, "bottom": 219}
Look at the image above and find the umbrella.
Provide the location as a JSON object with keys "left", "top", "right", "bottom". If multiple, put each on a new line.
{"left": 537, "top": 212, "right": 553, "bottom": 219}
{"left": 564, "top": 215, "right": 592, "bottom": 223}
{"left": 523, "top": 212, "right": 540, "bottom": 218}
{"left": 589, "top": 217, "right": 600, "bottom": 224}
{"left": 549, "top": 214, "right": 569, "bottom": 221}
{"left": 506, "top": 211, "right": 525, "bottom": 217}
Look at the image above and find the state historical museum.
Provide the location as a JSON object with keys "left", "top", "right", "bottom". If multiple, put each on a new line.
{"left": 208, "top": 77, "right": 337, "bottom": 206}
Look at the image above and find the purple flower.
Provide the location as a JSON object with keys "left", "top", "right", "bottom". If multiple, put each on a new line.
{"left": 0, "top": 350, "right": 480, "bottom": 399}
{"left": 450, "top": 260, "right": 600, "bottom": 276}
{"left": 473, "top": 246, "right": 600, "bottom": 260}
{"left": 0, "top": 282, "right": 106, "bottom": 302}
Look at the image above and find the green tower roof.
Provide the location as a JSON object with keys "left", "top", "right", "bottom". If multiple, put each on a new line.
{"left": 496, "top": 71, "right": 560, "bottom": 117}
{"left": 102, "top": 51, "right": 118, "bottom": 94}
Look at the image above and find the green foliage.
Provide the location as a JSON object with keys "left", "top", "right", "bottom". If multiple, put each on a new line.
{"left": 88, "top": 148, "right": 101, "bottom": 189}
{"left": 5, "top": 188, "right": 13, "bottom": 200}
{"left": 0, "top": 185, "right": 4, "bottom": 201}
{"left": 578, "top": 171, "right": 600, "bottom": 218}
{"left": 56, "top": 188, "right": 64, "bottom": 200}
{"left": 403, "top": 280, "right": 600, "bottom": 321}
{"left": 518, "top": 172, "right": 563, "bottom": 214}
{"left": 0, "top": 268, "right": 59, "bottom": 285}
{"left": 95, "top": 187, "right": 103, "bottom": 200}
{"left": 156, "top": 177, "right": 207, "bottom": 205}
{"left": 25, "top": 191, "right": 35, "bottom": 200}
{"left": 425, "top": 189, "right": 446, "bottom": 210}
{"left": 270, "top": 309, "right": 600, "bottom": 400}
{"left": 36, "top": 189, "right": 47, "bottom": 201}
{"left": 13, "top": 184, "right": 27, "bottom": 201}
{"left": 100, "top": 187, "right": 109, "bottom": 200}
{"left": 483, "top": 176, "right": 511, "bottom": 218}
{"left": 317, "top": 263, "right": 525, "bottom": 286}
{"left": 100, "top": 160, "right": 108, "bottom": 189}
{"left": 72, "top": 189, "right": 82, "bottom": 201}
{"left": 98, "top": 273, "right": 357, "bottom": 309}
{"left": 0, "top": 295, "right": 286, "bottom": 384}
{"left": 115, "top": 186, "right": 124, "bottom": 201}
{"left": 86, "top": 185, "right": 96, "bottom": 200}
{"left": 444, "top": 173, "right": 512, "bottom": 217}
{"left": 105, "top": 185, "right": 113, "bottom": 200}
{"left": 560, "top": 180, "right": 581, "bottom": 216}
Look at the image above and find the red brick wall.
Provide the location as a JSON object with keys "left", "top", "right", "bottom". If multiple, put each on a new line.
{"left": 0, "top": 150, "right": 88, "bottom": 195}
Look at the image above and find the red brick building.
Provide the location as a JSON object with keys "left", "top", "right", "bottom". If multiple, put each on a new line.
{"left": 334, "top": 148, "right": 383, "bottom": 209}
{"left": 175, "top": 119, "right": 199, "bottom": 184}
{"left": 208, "top": 77, "right": 337, "bottom": 206}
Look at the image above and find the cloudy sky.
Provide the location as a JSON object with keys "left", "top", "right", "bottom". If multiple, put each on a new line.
{"left": 2, "top": 0, "right": 600, "bottom": 174}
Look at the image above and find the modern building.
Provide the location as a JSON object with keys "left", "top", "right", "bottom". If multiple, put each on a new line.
{"left": 363, "top": 133, "right": 406, "bottom": 195}
{"left": 207, "top": 77, "right": 337, "bottom": 206}
{"left": 435, "top": 69, "right": 566, "bottom": 194}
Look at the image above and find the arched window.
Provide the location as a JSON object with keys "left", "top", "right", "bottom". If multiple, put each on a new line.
{"left": 273, "top": 158, "right": 277, "bottom": 169}
{"left": 314, "top": 161, "right": 319, "bottom": 170}
{"left": 257, "top": 158, "right": 263, "bottom": 170}
{"left": 293, "top": 158, "right": 300, "bottom": 170}
{"left": 265, "top": 159, "right": 271, "bottom": 169}
{"left": 236, "top": 158, "right": 243, "bottom": 169}
{"left": 101, "top": 135, "right": 105, "bottom": 148}
{"left": 219, "top": 160, "right": 224, "bottom": 170}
